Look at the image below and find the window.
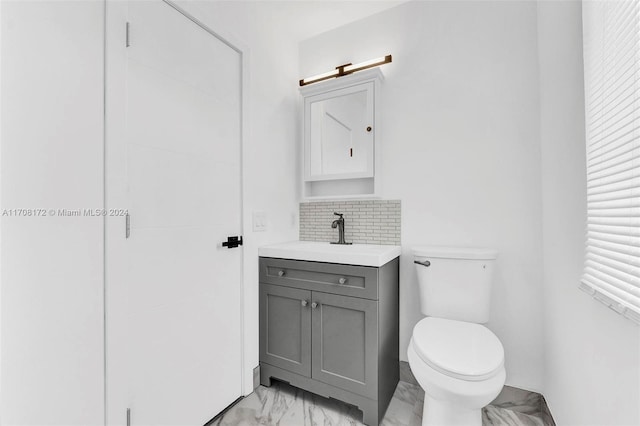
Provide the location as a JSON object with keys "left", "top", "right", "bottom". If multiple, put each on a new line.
{"left": 581, "top": 0, "right": 640, "bottom": 324}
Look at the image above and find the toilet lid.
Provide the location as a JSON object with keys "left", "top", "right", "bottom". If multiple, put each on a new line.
{"left": 412, "top": 317, "right": 504, "bottom": 381}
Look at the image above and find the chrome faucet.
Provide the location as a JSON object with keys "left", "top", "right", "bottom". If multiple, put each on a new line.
{"left": 331, "top": 212, "right": 352, "bottom": 245}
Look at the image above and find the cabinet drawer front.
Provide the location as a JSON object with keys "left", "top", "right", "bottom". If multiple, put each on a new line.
{"left": 260, "top": 284, "right": 312, "bottom": 377}
{"left": 260, "top": 257, "right": 378, "bottom": 300}
{"left": 311, "top": 292, "right": 378, "bottom": 399}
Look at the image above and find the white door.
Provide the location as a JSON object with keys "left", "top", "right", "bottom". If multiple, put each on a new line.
{"left": 106, "top": 1, "right": 243, "bottom": 424}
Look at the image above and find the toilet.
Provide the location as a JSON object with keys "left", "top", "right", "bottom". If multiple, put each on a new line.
{"left": 408, "top": 246, "right": 505, "bottom": 426}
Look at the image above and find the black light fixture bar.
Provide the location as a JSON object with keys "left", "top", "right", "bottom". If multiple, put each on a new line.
{"left": 299, "top": 54, "right": 392, "bottom": 87}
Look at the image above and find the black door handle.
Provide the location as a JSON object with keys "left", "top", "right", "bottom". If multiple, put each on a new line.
{"left": 222, "top": 236, "right": 243, "bottom": 249}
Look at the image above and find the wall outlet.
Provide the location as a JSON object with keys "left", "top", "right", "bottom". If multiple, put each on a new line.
{"left": 253, "top": 210, "right": 267, "bottom": 232}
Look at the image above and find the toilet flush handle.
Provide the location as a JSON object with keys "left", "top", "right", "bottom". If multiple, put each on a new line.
{"left": 414, "top": 260, "right": 431, "bottom": 267}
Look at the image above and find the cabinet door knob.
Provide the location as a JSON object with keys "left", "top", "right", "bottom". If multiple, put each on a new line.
{"left": 301, "top": 300, "right": 308, "bottom": 307}
{"left": 278, "top": 270, "right": 285, "bottom": 277}
{"left": 311, "top": 302, "right": 318, "bottom": 309}
{"left": 366, "top": 126, "right": 372, "bottom": 132}
{"left": 338, "top": 277, "right": 347, "bottom": 285}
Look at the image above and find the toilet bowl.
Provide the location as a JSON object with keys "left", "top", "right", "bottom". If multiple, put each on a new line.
{"left": 408, "top": 317, "right": 505, "bottom": 426}
{"left": 409, "top": 246, "right": 505, "bottom": 426}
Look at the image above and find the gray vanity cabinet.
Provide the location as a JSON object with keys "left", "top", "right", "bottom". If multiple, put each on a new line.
{"left": 259, "top": 256, "right": 399, "bottom": 426}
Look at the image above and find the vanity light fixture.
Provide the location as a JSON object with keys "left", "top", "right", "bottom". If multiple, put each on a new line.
{"left": 299, "top": 54, "right": 392, "bottom": 87}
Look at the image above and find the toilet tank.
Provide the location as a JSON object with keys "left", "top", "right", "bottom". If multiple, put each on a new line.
{"left": 413, "top": 246, "right": 498, "bottom": 323}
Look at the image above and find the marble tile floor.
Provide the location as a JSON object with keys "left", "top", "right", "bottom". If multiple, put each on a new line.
{"left": 209, "top": 380, "right": 554, "bottom": 426}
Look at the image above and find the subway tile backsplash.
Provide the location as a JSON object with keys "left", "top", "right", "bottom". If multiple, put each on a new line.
{"left": 299, "top": 200, "right": 401, "bottom": 245}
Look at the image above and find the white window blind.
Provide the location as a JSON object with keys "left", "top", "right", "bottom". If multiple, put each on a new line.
{"left": 581, "top": 0, "right": 640, "bottom": 324}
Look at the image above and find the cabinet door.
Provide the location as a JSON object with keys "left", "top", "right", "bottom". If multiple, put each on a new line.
{"left": 311, "top": 292, "right": 378, "bottom": 399}
{"left": 260, "top": 284, "right": 312, "bottom": 376}
{"left": 305, "top": 82, "right": 374, "bottom": 180}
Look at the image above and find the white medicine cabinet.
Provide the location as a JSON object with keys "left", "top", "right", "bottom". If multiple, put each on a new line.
{"left": 301, "top": 68, "right": 383, "bottom": 199}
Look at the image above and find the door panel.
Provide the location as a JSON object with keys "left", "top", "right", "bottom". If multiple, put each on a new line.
{"left": 126, "top": 60, "right": 239, "bottom": 162}
{"left": 312, "top": 292, "right": 378, "bottom": 399}
{"left": 108, "top": 1, "right": 243, "bottom": 424}
{"left": 260, "top": 284, "right": 312, "bottom": 377}
{"left": 127, "top": 1, "right": 240, "bottom": 102}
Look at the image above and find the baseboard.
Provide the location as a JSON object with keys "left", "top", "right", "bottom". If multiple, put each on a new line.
{"left": 253, "top": 365, "right": 260, "bottom": 391}
{"left": 399, "top": 360, "right": 418, "bottom": 385}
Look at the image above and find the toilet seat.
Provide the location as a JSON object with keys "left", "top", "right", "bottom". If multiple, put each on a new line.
{"left": 411, "top": 317, "right": 504, "bottom": 382}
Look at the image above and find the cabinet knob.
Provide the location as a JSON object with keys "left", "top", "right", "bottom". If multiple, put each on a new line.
{"left": 366, "top": 126, "right": 372, "bottom": 132}
{"left": 311, "top": 302, "right": 318, "bottom": 309}
{"left": 278, "top": 270, "right": 285, "bottom": 277}
{"left": 301, "top": 300, "right": 308, "bottom": 307}
{"left": 338, "top": 277, "right": 347, "bottom": 284}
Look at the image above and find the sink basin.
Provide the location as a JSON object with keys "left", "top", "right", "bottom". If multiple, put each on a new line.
{"left": 258, "top": 241, "right": 401, "bottom": 267}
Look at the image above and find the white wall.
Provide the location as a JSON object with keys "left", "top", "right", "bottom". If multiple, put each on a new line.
{"left": 0, "top": 1, "right": 105, "bottom": 424}
{"left": 300, "top": 0, "right": 545, "bottom": 391}
{"left": 538, "top": 2, "right": 640, "bottom": 424}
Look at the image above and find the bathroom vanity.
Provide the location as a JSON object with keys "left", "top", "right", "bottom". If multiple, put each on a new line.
{"left": 258, "top": 241, "right": 400, "bottom": 426}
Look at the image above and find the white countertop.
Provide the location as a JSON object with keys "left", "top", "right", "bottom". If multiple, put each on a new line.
{"left": 258, "top": 241, "right": 401, "bottom": 267}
